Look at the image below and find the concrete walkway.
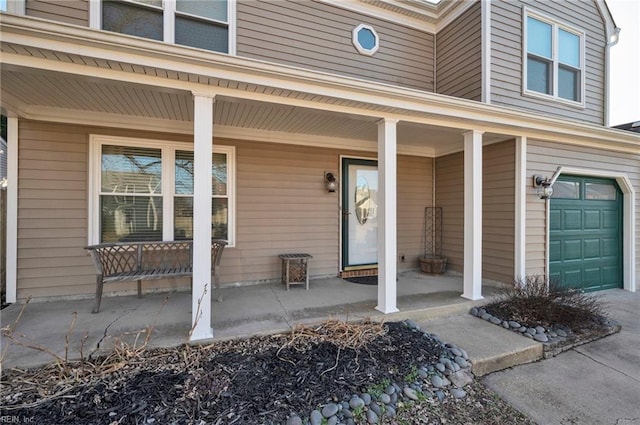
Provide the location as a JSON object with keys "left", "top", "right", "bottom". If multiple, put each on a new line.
{"left": 483, "top": 289, "right": 640, "bottom": 425}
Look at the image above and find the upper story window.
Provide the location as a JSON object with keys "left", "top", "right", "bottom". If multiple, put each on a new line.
{"left": 352, "top": 24, "right": 379, "bottom": 56}
{"left": 98, "top": 0, "right": 233, "bottom": 54}
{"left": 524, "top": 10, "right": 584, "bottom": 105}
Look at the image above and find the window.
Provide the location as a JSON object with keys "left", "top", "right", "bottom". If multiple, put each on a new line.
{"left": 90, "top": 136, "right": 235, "bottom": 245}
{"left": 100, "top": 0, "right": 233, "bottom": 54}
{"left": 524, "top": 10, "right": 584, "bottom": 105}
{"left": 352, "top": 24, "right": 379, "bottom": 56}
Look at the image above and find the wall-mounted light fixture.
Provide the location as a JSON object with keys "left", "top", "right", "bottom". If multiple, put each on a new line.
{"left": 533, "top": 175, "right": 554, "bottom": 199}
{"left": 324, "top": 171, "right": 338, "bottom": 193}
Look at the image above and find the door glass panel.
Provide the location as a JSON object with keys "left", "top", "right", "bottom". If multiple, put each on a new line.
{"left": 585, "top": 183, "right": 617, "bottom": 200}
{"left": 346, "top": 163, "right": 377, "bottom": 266}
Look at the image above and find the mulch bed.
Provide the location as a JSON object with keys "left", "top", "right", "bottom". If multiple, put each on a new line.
{"left": 1, "top": 321, "right": 447, "bottom": 424}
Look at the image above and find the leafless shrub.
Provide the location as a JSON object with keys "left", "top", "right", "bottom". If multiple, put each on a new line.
{"left": 484, "top": 275, "right": 609, "bottom": 331}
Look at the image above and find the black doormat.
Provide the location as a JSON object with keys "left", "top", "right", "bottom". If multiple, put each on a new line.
{"left": 343, "top": 275, "right": 378, "bottom": 285}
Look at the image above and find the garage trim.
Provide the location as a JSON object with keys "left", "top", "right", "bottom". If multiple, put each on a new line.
{"left": 546, "top": 166, "right": 635, "bottom": 292}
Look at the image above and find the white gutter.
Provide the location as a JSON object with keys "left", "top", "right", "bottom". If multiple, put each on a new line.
{"left": 604, "top": 26, "right": 621, "bottom": 127}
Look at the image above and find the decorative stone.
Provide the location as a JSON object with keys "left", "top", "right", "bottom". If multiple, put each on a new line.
{"left": 403, "top": 387, "right": 419, "bottom": 400}
{"left": 526, "top": 328, "right": 537, "bottom": 336}
{"left": 431, "top": 375, "right": 444, "bottom": 388}
{"left": 509, "top": 321, "right": 521, "bottom": 329}
{"left": 452, "top": 362, "right": 461, "bottom": 372}
{"left": 342, "top": 408, "right": 353, "bottom": 418}
{"left": 534, "top": 333, "right": 549, "bottom": 342}
{"left": 390, "top": 392, "right": 398, "bottom": 404}
{"left": 346, "top": 419, "right": 356, "bottom": 425}
{"left": 322, "top": 403, "right": 339, "bottom": 418}
{"left": 385, "top": 385, "right": 395, "bottom": 395}
{"left": 435, "top": 362, "right": 446, "bottom": 372}
{"left": 489, "top": 316, "right": 502, "bottom": 325}
{"left": 360, "top": 393, "right": 372, "bottom": 405}
{"left": 535, "top": 326, "right": 546, "bottom": 334}
{"left": 449, "top": 370, "right": 473, "bottom": 387}
{"left": 418, "top": 368, "right": 429, "bottom": 379}
{"left": 502, "top": 321, "right": 510, "bottom": 329}
{"left": 481, "top": 313, "right": 492, "bottom": 321}
{"left": 435, "top": 390, "right": 445, "bottom": 401}
{"left": 443, "top": 368, "right": 452, "bottom": 376}
{"left": 366, "top": 409, "right": 379, "bottom": 424}
{"left": 518, "top": 326, "right": 527, "bottom": 333}
{"left": 470, "top": 307, "right": 479, "bottom": 316}
{"left": 405, "top": 320, "right": 419, "bottom": 330}
{"left": 379, "top": 393, "right": 391, "bottom": 404}
{"left": 286, "top": 416, "right": 302, "bottom": 425}
{"left": 523, "top": 332, "right": 533, "bottom": 339}
{"left": 556, "top": 329, "right": 568, "bottom": 337}
{"left": 327, "top": 417, "right": 338, "bottom": 425}
{"left": 450, "top": 347, "right": 463, "bottom": 357}
{"left": 310, "top": 410, "right": 323, "bottom": 425}
{"left": 450, "top": 388, "right": 467, "bottom": 399}
{"left": 454, "top": 356, "right": 469, "bottom": 368}
{"left": 459, "top": 348, "right": 469, "bottom": 360}
{"left": 384, "top": 405, "right": 396, "bottom": 417}
{"left": 369, "top": 401, "right": 382, "bottom": 416}
{"left": 349, "top": 397, "right": 365, "bottom": 409}
{"left": 478, "top": 308, "right": 486, "bottom": 316}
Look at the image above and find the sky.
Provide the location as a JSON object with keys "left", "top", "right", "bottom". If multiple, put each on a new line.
{"left": 601, "top": 0, "right": 640, "bottom": 126}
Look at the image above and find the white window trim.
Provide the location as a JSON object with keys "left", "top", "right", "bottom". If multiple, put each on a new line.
{"left": 522, "top": 7, "right": 586, "bottom": 108}
{"left": 352, "top": 24, "right": 379, "bottom": 56}
{"left": 88, "top": 134, "right": 236, "bottom": 247}
{"left": 89, "top": 0, "right": 236, "bottom": 55}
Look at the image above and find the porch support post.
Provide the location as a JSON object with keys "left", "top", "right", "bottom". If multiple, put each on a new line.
{"left": 375, "top": 118, "right": 399, "bottom": 314}
{"left": 190, "top": 93, "right": 214, "bottom": 341}
{"left": 462, "top": 130, "right": 484, "bottom": 300}
{"left": 514, "top": 136, "right": 527, "bottom": 282}
{"left": 6, "top": 117, "right": 18, "bottom": 303}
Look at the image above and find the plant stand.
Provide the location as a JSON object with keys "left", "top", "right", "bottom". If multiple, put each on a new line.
{"left": 420, "top": 207, "right": 447, "bottom": 274}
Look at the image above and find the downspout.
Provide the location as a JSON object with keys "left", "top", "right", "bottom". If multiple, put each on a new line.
{"left": 604, "top": 27, "right": 621, "bottom": 126}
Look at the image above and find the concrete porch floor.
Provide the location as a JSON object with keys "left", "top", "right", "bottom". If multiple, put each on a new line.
{"left": 1, "top": 271, "right": 499, "bottom": 370}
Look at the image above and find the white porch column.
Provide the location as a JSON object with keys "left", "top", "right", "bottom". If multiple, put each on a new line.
{"left": 6, "top": 117, "right": 18, "bottom": 303}
{"left": 190, "top": 94, "right": 214, "bottom": 341}
{"left": 462, "top": 130, "right": 484, "bottom": 300}
{"left": 514, "top": 136, "right": 527, "bottom": 282}
{"left": 376, "top": 118, "right": 399, "bottom": 314}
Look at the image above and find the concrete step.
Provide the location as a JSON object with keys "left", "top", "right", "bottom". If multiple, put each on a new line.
{"left": 414, "top": 314, "right": 543, "bottom": 377}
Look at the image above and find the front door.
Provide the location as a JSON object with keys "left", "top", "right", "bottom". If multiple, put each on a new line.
{"left": 342, "top": 158, "right": 378, "bottom": 269}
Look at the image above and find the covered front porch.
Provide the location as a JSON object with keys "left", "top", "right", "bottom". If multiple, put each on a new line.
{"left": 0, "top": 271, "right": 502, "bottom": 370}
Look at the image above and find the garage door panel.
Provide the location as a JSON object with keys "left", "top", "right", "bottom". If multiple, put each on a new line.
{"left": 563, "top": 210, "right": 582, "bottom": 229}
{"left": 583, "top": 210, "right": 601, "bottom": 229}
{"left": 583, "top": 238, "right": 600, "bottom": 259}
{"left": 550, "top": 177, "right": 622, "bottom": 292}
{"left": 563, "top": 239, "right": 582, "bottom": 260}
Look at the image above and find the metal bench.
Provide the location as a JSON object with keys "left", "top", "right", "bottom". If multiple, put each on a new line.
{"left": 85, "top": 240, "right": 227, "bottom": 313}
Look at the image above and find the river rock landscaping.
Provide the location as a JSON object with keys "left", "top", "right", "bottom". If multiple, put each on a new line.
{"left": 1, "top": 319, "right": 534, "bottom": 424}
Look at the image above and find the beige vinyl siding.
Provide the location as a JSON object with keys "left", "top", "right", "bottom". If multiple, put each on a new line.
{"left": 435, "top": 152, "right": 464, "bottom": 273}
{"left": 491, "top": 0, "right": 605, "bottom": 124}
{"left": 397, "top": 156, "right": 434, "bottom": 270}
{"left": 236, "top": 0, "right": 435, "bottom": 92}
{"left": 25, "top": 0, "right": 89, "bottom": 27}
{"left": 436, "top": 2, "right": 482, "bottom": 101}
{"left": 526, "top": 141, "right": 640, "bottom": 282}
{"left": 16, "top": 121, "right": 433, "bottom": 299}
{"left": 483, "top": 140, "right": 515, "bottom": 283}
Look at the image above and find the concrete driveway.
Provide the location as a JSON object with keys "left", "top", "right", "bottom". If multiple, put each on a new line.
{"left": 483, "top": 289, "right": 640, "bottom": 425}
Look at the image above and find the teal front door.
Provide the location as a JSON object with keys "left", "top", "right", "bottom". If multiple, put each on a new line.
{"left": 549, "top": 176, "right": 623, "bottom": 291}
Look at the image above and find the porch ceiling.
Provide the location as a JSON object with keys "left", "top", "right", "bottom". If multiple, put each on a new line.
{"left": 2, "top": 67, "right": 494, "bottom": 156}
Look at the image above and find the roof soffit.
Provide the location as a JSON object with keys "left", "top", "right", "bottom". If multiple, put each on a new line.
{"left": 0, "top": 14, "right": 638, "bottom": 152}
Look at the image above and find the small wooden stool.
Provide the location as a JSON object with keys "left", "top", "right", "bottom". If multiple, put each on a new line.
{"left": 279, "top": 253, "right": 312, "bottom": 290}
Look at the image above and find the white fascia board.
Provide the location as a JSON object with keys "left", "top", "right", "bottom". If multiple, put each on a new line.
{"left": 2, "top": 15, "right": 640, "bottom": 151}
{"left": 6, "top": 117, "right": 18, "bottom": 303}
{"left": 320, "top": 0, "right": 436, "bottom": 32}
{"left": 481, "top": 0, "right": 491, "bottom": 104}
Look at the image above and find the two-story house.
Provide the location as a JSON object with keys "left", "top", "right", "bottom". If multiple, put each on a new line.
{"left": 1, "top": 0, "right": 638, "bottom": 340}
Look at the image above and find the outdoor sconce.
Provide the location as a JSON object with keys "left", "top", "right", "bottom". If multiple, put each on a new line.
{"left": 533, "top": 175, "right": 554, "bottom": 200}
{"left": 324, "top": 171, "right": 338, "bottom": 193}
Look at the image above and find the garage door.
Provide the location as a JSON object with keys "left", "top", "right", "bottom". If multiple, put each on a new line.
{"left": 549, "top": 176, "right": 622, "bottom": 291}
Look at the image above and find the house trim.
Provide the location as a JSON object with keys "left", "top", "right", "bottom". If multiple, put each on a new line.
{"left": 481, "top": 0, "right": 491, "bottom": 104}
{"left": 6, "top": 117, "right": 18, "bottom": 303}
{"left": 547, "top": 167, "right": 636, "bottom": 292}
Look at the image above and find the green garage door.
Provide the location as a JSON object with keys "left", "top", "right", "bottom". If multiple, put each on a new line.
{"left": 549, "top": 176, "right": 622, "bottom": 291}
